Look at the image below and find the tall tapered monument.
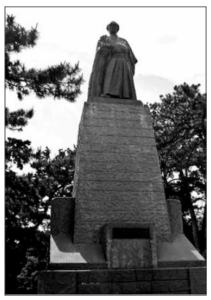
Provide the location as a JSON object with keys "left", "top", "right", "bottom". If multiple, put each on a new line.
{"left": 38, "top": 22, "right": 206, "bottom": 295}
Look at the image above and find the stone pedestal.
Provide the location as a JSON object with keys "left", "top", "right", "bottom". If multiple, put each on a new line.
{"left": 37, "top": 97, "right": 206, "bottom": 294}
{"left": 73, "top": 97, "right": 172, "bottom": 244}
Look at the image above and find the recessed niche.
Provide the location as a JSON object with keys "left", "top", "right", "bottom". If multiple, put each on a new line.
{"left": 112, "top": 227, "right": 150, "bottom": 239}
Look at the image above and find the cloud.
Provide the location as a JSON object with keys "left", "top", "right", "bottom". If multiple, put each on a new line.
{"left": 157, "top": 35, "right": 177, "bottom": 44}
{"left": 135, "top": 74, "right": 176, "bottom": 103}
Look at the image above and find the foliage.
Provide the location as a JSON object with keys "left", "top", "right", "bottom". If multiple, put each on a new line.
{"left": 149, "top": 83, "right": 206, "bottom": 252}
{"left": 5, "top": 14, "right": 82, "bottom": 293}
{"left": 6, "top": 14, "right": 83, "bottom": 102}
{"left": 6, "top": 147, "right": 75, "bottom": 293}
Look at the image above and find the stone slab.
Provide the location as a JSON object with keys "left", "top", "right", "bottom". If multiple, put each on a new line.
{"left": 76, "top": 190, "right": 166, "bottom": 203}
{"left": 38, "top": 267, "right": 206, "bottom": 294}
{"left": 75, "top": 209, "right": 169, "bottom": 223}
{"left": 83, "top": 109, "right": 150, "bottom": 121}
{"left": 51, "top": 197, "right": 74, "bottom": 235}
{"left": 78, "top": 143, "right": 157, "bottom": 154}
{"left": 112, "top": 281, "right": 152, "bottom": 294}
{"left": 75, "top": 199, "right": 167, "bottom": 212}
{"left": 78, "top": 160, "right": 160, "bottom": 173}
{"left": 77, "top": 180, "right": 164, "bottom": 192}
{"left": 152, "top": 280, "right": 189, "bottom": 294}
{"left": 83, "top": 126, "right": 154, "bottom": 137}
{"left": 78, "top": 171, "right": 162, "bottom": 182}
{"left": 80, "top": 134, "right": 156, "bottom": 145}
{"left": 38, "top": 271, "right": 76, "bottom": 294}
{"left": 189, "top": 267, "right": 206, "bottom": 294}
{"left": 87, "top": 96, "right": 143, "bottom": 106}
{"left": 83, "top": 117, "right": 153, "bottom": 129}
{"left": 79, "top": 151, "right": 159, "bottom": 163}
{"left": 77, "top": 282, "right": 111, "bottom": 294}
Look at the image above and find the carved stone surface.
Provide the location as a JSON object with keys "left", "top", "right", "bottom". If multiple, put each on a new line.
{"left": 77, "top": 180, "right": 164, "bottom": 192}
{"left": 51, "top": 198, "right": 75, "bottom": 235}
{"left": 73, "top": 101, "right": 172, "bottom": 244}
{"left": 103, "top": 223, "right": 157, "bottom": 269}
{"left": 38, "top": 271, "right": 76, "bottom": 294}
{"left": 79, "top": 152, "right": 158, "bottom": 163}
{"left": 78, "top": 143, "right": 157, "bottom": 154}
{"left": 112, "top": 281, "right": 152, "bottom": 294}
{"left": 80, "top": 135, "right": 156, "bottom": 145}
{"left": 189, "top": 267, "right": 206, "bottom": 294}
{"left": 83, "top": 116, "right": 153, "bottom": 129}
{"left": 77, "top": 282, "right": 111, "bottom": 294}
{"left": 37, "top": 267, "right": 206, "bottom": 294}
{"left": 88, "top": 97, "right": 143, "bottom": 106}
{"left": 83, "top": 126, "right": 154, "bottom": 138}
{"left": 152, "top": 280, "right": 189, "bottom": 294}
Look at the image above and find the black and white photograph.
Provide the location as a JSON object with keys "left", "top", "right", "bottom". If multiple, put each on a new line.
{"left": 4, "top": 2, "right": 207, "bottom": 295}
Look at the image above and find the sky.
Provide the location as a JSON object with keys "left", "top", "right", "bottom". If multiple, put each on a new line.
{"left": 6, "top": 6, "right": 206, "bottom": 159}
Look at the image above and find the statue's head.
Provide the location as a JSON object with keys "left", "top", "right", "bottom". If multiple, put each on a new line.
{"left": 106, "top": 21, "right": 120, "bottom": 34}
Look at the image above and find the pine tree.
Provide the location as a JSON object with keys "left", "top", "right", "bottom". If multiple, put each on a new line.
{"left": 149, "top": 83, "right": 206, "bottom": 253}
{"left": 5, "top": 15, "right": 82, "bottom": 293}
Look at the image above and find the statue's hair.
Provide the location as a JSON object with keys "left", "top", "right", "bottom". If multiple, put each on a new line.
{"left": 106, "top": 21, "right": 120, "bottom": 32}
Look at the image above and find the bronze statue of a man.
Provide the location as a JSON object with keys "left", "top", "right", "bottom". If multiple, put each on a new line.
{"left": 88, "top": 21, "right": 137, "bottom": 100}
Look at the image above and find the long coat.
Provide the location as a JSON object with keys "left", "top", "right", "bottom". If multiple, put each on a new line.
{"left": 88, "top": 35, "right": 137, "bottom": 100}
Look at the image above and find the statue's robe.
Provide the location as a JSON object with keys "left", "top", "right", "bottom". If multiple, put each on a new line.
{"left": 88, "top": 36, "right": 137, "bottom": 100}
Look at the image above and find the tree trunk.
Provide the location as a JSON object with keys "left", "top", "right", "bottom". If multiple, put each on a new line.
{"left": 188, "top": 199, "right": 200, "bottom": 251}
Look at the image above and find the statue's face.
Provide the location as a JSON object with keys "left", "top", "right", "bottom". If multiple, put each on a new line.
{"left": 108, "top": 23, "right": 118, "bottom": 34}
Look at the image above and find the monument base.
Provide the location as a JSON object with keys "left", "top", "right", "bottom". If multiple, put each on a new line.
{"left": 38, "top": 267, "right": 206, "bottom": 294}
{"left": 38, "top": 97, "right": 206, "bottom": 294}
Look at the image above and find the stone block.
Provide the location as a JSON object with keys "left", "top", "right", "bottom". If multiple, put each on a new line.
{"left": 78, "top": 143, "right": 157, "bottom": 154}
{"left": 77, "top": 180, "right": 164, "bottom": 192}
{"left": 51, "top": 197, "right": 75, "bottom": 235}
{"left": 83, "top": 117, "right": 153, "bottom": 129}
{"left": 167, "top": 199, "right": 183, "bottom": 235}
{"left": 78, "top": 161, "right": 160, "bottom": 173}
{"left": 80, "top": 134, "right": 156, "bottom": 146}
{"left": 153, "top": 268, "right": 188, "bottom": 280}
{"left": 76, "top": 190, "right": 166, "bottom": 203}
{"left": 79, "top": 151, "right": 159, "bottom": 164}
{"left": 77, "top": 270, "right": 110, "bottom": 283}
{"left": 78, "top": 171, "right": 162, "bottom": 183}
{"left": 87, "top": 96, "right": 143, "bottom": 106}
{"left": 38, "top": 271, "right": 76, "bottom": 294}
{"left": 189, "top": 267, "right": 206, "bottom": 294}
{"left": 112, "top": 281, "right": 152, "bottom": 294}
{"left": 77, "top": 282, "right": 111, "bottom": 294}
{"left": 152, "top": 280, "right": 189, "bottom": 294}
{"left": 83, "top": 126, "right": 154, "bottom": 137}
{"left": 83, "top": 110, "right": 150, "bottom": 121}
{"left": 136, "top": 269, "right": 153, "bottom": 281}
{"left": 110, "top": 269, "right": 136, "bottom": 282}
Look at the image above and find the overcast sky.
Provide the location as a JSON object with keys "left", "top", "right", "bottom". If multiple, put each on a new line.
{"left": 6, "top": 6, "right": 206, "bottom": 159}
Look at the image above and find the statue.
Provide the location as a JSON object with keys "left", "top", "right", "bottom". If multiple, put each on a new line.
{"left": 88, "top": 21, "right": 137, "bottom": 100}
